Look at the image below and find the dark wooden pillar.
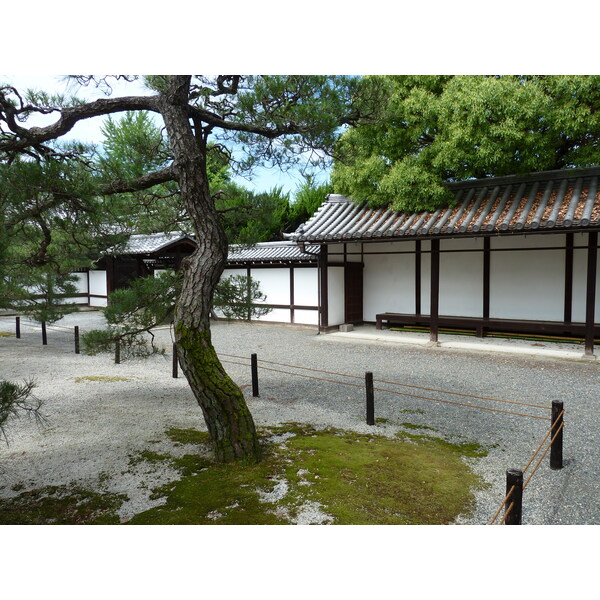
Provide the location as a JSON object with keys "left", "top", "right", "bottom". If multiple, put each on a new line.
{"left": 480, "top": 237, "right": 491, "bottom": 338}
{"left": 106, "top": 257, "right": 115, "bottom": 295}
{"left": 415, "top": 240, "right": 422, "bottom": 315}
{"left": 483, "top": 237, "right": 490, "bottom": 319}
{"left": 430, "top": 238, "right": 440, "bottom": 342}
{"left": 319, "top": 244, "right": 329, "bottom": 330}
{"left": 585, "top": 231, "right": 597, "bottom": 355}
{"left": 290, "top": 266, "right": 295, "bottom": 324}
{"left": 246, "top": 267, "right": 252, "bottom": 322}
{"left": 564, "top": 233, "right": 574, "bottom": 324}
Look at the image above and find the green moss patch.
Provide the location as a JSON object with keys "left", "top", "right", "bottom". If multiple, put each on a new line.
{"left": 0, "top": 331, "right": 13, "bottom": 338}
{"left": 166, "top": 427, "right": 211, "bottom": 446}
{"left": 0, "top": 485, "right": 127, "bottom": 524}
{"left": 74, "top": 375, "right": 133, "bottom": 383}
{"left": 128, "top": 424, "right": 487, "bottom": 525}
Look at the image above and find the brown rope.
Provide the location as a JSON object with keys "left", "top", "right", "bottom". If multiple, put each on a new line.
{"left": 257, "top": 364, "right": 366, "bottom": 390}
{"left": 499, "top": 501, "right": 515, "bottom": 525}
{"left": 489, "top": 485, "right": 516, "bottom": 524}
{"left": 523, "top": 421, "right": 565, "bottom": 491}
{"left": 373, "top": 384, "right": 548, "bottom": 420}
{"left": 249, "top": 356, "right": 549, "bottom": 411}
{"left": 253, "top": 363, "right": 548, "bottom": 420}
{"left": 522, "top": 410, "right": 565, "bottom": 474}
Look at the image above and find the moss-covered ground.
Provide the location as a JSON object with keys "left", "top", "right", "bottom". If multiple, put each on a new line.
{"left": 0, "top": 423, "right": 488, "bottom": 525}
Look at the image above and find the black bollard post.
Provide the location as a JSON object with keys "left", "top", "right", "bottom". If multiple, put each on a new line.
{"left": 172, "top": 343, "right": 178, "bottom": 378}
{"left": 365, "top": 371, "right": 375, "bottom": 425}
{"left": 41, "top": 321, "right": 47, "bottom": 345}
{"left": 74, "top": 326, "right": 80, "bottom": 354}
{"left": 550, "top": 400, "right": 564, "bottom": 470}
{"left": 505, "top": 469, "right": 523, "bottom": 525}
{"left": 115, "top": 339, "right": 121, "bottom": 364}
{"left": 16, "top": 316, "right": 20, "bottom": 339}
{"left": 251, "top": 353, "right": 259, "bottom": 397}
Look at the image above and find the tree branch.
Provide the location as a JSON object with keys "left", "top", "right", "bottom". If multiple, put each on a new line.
{"left": 0, "top": 94, "right": 159, "bottom": 153}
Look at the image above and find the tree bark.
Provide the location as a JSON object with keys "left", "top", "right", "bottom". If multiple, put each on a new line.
{"left": 159, "top": 76, "right": 261, "bottom": 463}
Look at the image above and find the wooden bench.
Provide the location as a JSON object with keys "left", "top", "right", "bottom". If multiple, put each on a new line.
{"left": 375, "top": 312, "right": 594, "bottom": 338}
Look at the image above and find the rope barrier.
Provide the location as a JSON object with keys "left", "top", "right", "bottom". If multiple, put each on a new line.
{"left": 523, "top": 421, "right": 565, "bottom": 491}
{"left": 499, "top": 501, "right": 515, "bottom": 525}
{"left": 489, "top": 485, "right": 516, "bottom": 525}
{"left": 489, "top": 411, "right": 565, "bottom": 524}
{"left": 224, "top": 354, "right": 550, "bottom": 413}
{"left": 521, "top": 410, "right": 565, "bottom": 475}
{"left": 226, "top": 355, "right": 549, "bottom": 420}
{"left": 372, "top": 384, "right": 548, "bottom": 420}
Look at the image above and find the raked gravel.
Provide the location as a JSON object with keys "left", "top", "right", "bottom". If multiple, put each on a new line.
{"left": 1, "top": 312, "right": 599, "bottom": 525}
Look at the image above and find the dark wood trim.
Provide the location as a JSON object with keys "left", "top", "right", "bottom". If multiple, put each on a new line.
{"left": 290, "top": 266, "right": 295, "bottom": 324}
{"left": 415, "top": 240, "right": 421, "bottom": 315}
{"left": 585, "top": 231, "right": 597, "bottom": 355}
{"left": 376, "top": 312, "right": 597, "bottom": 338}
{"left": 319, "top": 244, "right": 329, "bottom": 330}
{"left": 564, "top": 233, "right": 574, "bottom": 324}
{"left": 246, "top": 267, "right": 252, "bottom": 322}
{"left": 483, "top": 237, "right": 491, "bottom": 320}
{"left": 430, "top": 238, "right": 440, "bottom": 342}
{"left": 105, "top": 257, "right": 114, "bottom": 295}
{"left": 226, "top": 261, "right": 317, "bottom": 268}
{"left": 256, "top": 304, "right": 318, "bottom": 311}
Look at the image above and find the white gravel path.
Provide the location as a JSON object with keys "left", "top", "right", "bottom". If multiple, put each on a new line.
{"left": 1, "top": 312, "right": 599, "bottom": 525}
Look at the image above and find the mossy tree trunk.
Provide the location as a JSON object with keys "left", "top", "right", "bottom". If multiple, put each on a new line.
{"left": 159, "top": 77, "right": 261, "bottom": 463}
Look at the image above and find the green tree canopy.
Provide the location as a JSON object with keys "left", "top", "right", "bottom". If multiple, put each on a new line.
{"left": 332, "top": 75, "right": 600, "bottom": 212}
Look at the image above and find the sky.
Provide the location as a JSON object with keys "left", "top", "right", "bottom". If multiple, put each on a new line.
{"left": 0, "top": 74, "right": 326, "bottom": 196}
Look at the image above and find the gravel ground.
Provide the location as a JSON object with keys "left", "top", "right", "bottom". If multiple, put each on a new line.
{"left": 1, "top": 311, "right": 599, "bottom": 525}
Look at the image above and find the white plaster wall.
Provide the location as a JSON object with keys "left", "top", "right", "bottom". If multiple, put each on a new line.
{"left": 293, "top": 309, "right": 319, "bottom": 325}
{"left": 421, "top": 241, "right": 431, "bottom": 316}
{"left": 255, "top": 308, "right": 291, "bottom": 323}
{"left": 89, "top": 297, "right": 107, "bottom": 308}
{"left": 89, "top": 270, "right": 107, "bottom": 297}
{"left": 490, "top": 248, "right": 564, "bottom": 321}
{"left": 72, "top": 272, "right": 88, "bottom": 294}
{"left": 492, "top": 233, "right": 565, "bottom": 249}
{"left": 328, "top": 266, "right": 345, "bottom": 326}
{"left": 328, "top": 243, "right": 345, "bottom": 263}
{"left": 363, "top": 252, "right": 415, "bottom": 321}
{"left": 250, "top": 268, "right": 290, "bottom": 305}
{"left": 439, "top": 238, "right": 483, "bottom": 317}
{"left": 293, "top": 268, "right": 318, "bottom": 306}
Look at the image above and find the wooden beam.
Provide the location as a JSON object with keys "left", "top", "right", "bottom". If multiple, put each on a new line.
{"left": 564, "top": 233, "right": 574, "bottom": 324}
{"left": 585, "top": 232, "right": 597, "bottom": 355}
{"left": 483, "top": 237, "right": 491, "bottom": 320}
{"left": 319, "top": 244, "right": 329, "bottom": 330}
{"left": 430, "top": 238, "right": 440, "bottom": 342}
{"left": 290, "top": 266, "right": 295, "bottom": 324}
{"left": 106, "top": 256, "right": 115, "bottom": 295}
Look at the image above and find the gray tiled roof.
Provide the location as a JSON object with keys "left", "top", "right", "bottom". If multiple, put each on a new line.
{"left": 227, "top": 241, "right": 319, "bottom": 264}
{"left": 285, "top": 167, "right": 600, "bottom": 243}
{"left": 121, "top": 232, "right": 195, "bottom": 254}
{"left": 116, "top": 234, "right": 318, "bottom": 263}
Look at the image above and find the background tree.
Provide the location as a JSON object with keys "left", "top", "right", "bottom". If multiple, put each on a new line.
{"left": 0, "top": 379, "right": 44, "bottom": 443}
{"left": 0, "top": 152, "right": 128, "bottom": 323}
{"left": 0, "top": 75, "right": 359, "bottom": 463}
{"left": 332, "top": 75, "right": 600, "bottom": 212}
{"left": 286, "top": 175, "right": 333, "bottom": 232}
{"left": 213, "top": 273, "right": 272, "bottom": 321}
